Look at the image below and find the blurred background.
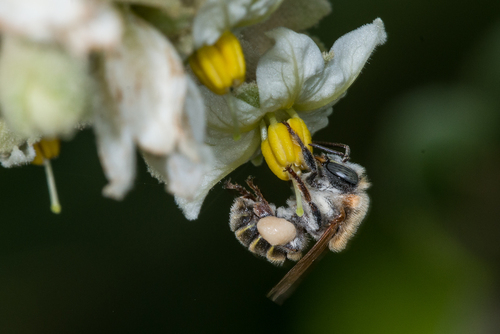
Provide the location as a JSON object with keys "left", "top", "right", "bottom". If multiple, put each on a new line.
{"left": 1, "top": 0, "right": 500, "bottom": 333}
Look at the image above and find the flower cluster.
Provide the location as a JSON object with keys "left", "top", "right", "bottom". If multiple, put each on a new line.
{"left": 0, "top": 0, "right": 386, "bottom": 218}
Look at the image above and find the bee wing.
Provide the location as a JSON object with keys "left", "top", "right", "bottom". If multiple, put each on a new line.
{"left": 267, "top": 222, "right": 338, "bottom": 304}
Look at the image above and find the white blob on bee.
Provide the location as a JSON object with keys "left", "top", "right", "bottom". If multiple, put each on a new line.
{"left": 225, "top": 126, "right": 370, "bottom": 304}
{"left": 257, "top": 216, "right": 297, "bottom": 246}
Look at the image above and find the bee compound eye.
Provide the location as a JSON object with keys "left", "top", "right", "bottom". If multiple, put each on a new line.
{"left": 257, "top": 216, "right": 297, "bottom": 246}
{"left": 325, "top": 161, "right": 359, "bottom": 186}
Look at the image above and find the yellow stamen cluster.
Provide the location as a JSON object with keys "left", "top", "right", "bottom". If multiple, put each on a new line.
{"left": 189, "top": 31, "right": 246, "bottom": 95}
{"left": 261, "top": 116, "right": 312, "bottom": 181}
{"left": 32, "top": 138, "right": 60, "bottom": 165}
{"left": 32, "top": 139, "right": 61, "bottom": 214}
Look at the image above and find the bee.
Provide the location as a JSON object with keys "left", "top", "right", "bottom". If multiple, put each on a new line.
{"left": 224, "top": 123, "right": 370, "bottom": 304}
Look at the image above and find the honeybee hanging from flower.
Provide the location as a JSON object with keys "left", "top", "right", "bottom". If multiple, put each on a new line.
{"left": 225, "top": 115, "right": 370, "bottom": 303}
{"left": 182, "top": 14, "right": 386, "bottom": 303}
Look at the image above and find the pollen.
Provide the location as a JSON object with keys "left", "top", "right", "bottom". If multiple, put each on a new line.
{"left": 189, "top": 31, "right": 246, "bottom": 95}
{"left": 32, "top": 139, "right": 61, "bottom": 214}
{"left": 260, "top": 114, "right": 312, "bottom": 181}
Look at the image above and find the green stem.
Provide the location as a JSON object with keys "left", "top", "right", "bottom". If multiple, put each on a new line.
{"left": 292, "top": 178, "right": 304, "bottom": 217}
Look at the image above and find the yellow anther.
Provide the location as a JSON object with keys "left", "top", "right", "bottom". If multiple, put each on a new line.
{"left": 189, "top": 31, "right": 246, "bottom": 95}
{"left": 261, "top": 139, "right": 289, "bottom": 180}
{"left": 32, "top": 138, "right": 60, "bottom": 165}
{"left": 32, "top": 139, "right": 61, "bottom": 214}
{"left": 268, "top": 122, "right": 296, "bottom": 167}
{"left": 261, "top": 115, "right": 313, "bottom": 181}
{"left": 287, "top": 117, "right": 312, "bottom": 169}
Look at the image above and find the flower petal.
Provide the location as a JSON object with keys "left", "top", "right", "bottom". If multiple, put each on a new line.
{"left": 295, "top": 18, "right": 387, "bottom": 111}
{"left": 93, "top": 78, "right": 136, "bottom": 200}
{"left": 0, "top": 0, "right": 90, "bottom": 41}
{"left": 143, "top": 77, "right": 215, "bottom": 200}
{"left": 178, "top": 78, "right": 207, "bottom": 160}
{"left": 166, "top": 147, "right": 213, "bottom": 199}
{"left": 104, "top": 13, "right": 187, "bottom": 156}
{"left": 146, "top": 147, "right": 214, "bottom": 201}
{"left": 256, "top": 27, "right": 325, "bottom": 112}
{"left": 0, "top": 0, "right": 122, "bottom": 55}
{"left": 193, "top": 0, "right": 283, "bottom": 48}
{"left": 202, "top": 86, "right": 265, "bottom": 133}
{"left": 299, "top": 106, "right": 333, "bottom": 135}
{"left": 0, "top": 119, "right": 39, "bottom": 167}
{"left": 175, "top": 128, "right": 261, "bottom": 220}
{"left": 96, "top": 121, "right": 136, "bottom": 200}
{"left": 0, "top": 145, "right": 36, "bottom": 168}
{"left": 63, "top": 4, "right": 123, "bottom": 56}
{"left": 240, "top": 0, "right": 332, "bottom": 80}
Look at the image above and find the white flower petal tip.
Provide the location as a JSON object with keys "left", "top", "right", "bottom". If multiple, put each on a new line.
{"left": 166, "top": 152, "right": 208, "bottom": 200}
{"left": 0, "top": 119, "right": 39, "bottom": 167}
{"left": 0, "top": 145, "right": 36, "bottom": 168}
{"left": 302, "top": 17, "right": 387, "bottom": 109}
{"left": 331, "top": 18, "right": 387, "bottom": 71}
{"left": 175, "top": 196, "right": 202, "bottom": 221}
{"left": 97, "top": 129, "right": 136, "bottom": 201}
{"left": 102, "top": 181, "right": 133, "bottom": 201}
{"left": 372, "top": 18, "right": 387, "bottom": 43}
{"left": 175, "top": 129, "right": 261, "bottom": 220}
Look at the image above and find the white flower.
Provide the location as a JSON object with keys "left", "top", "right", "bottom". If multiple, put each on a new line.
{"left": 96, "top": 12, "right": 186, "bottom": 199}
{"left": 95, "top": 12, "right": 212, "bottom": 201}
{"left": 177, "top": 18, "right": 387, "bottom": 219}
{"left": 192, "top": 0, "right": 285, "bottom": 48}
{"left": 258, "top": 18, "right": 387, "bottom": 112}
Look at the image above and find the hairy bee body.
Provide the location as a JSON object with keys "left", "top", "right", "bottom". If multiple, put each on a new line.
{"left": 227, "top": 153, "right": 370, "bottom": 265}
{"left": 229, "top": 194, "right": 306, "bottom": 265}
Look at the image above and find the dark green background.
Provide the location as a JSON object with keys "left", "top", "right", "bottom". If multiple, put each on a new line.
{"left": 2, "top": 0, "right": 500, "bottom": 333}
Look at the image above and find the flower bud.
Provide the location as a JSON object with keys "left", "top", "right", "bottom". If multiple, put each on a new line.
{"left": 0, "top": 36, "right": 89, "bottom": 138}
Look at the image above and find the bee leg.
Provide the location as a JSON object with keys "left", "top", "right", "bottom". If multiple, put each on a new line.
{"left": 285, "top": 166, "right": 311, "bottom": 202}
{"left": 224, "top": 179, "right": 257, "bottom": 201}
{"left": 310, "top": 142, "right": 351, "bottom": 162}
{"left": 286, "top": 166, "right": 323, "bottom": 228}
{"left": 282, "top": 122, "right": 317, "bottom": 173}
{"left": 245, "top": 176, "right": 267, "bottom": 203}
{"left": 245, "top": 176, "right": 274, "bottom": 217}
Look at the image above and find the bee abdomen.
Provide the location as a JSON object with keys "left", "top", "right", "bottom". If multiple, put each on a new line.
{"left": 249, "top": 236, "right": 287, "bottom": 265}
{"left": 229, "top": 198, "right": 256, "bottom": 232}
{"left": 235, "top": 225, "right": 288, "bottom": 265}
{"left": 266, "top": 246, "right": 287, "bottom": 265}
{"left": 234, "top": 223, "right": 259, "bottom": 246}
